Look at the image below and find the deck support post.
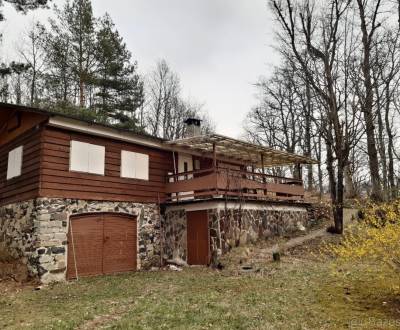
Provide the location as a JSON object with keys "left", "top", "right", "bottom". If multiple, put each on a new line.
{"left": 295, "top": 163, "right": 303, "bottom": 181}
{"left": 261, "top": 153, "right": 267, "bottom": 197}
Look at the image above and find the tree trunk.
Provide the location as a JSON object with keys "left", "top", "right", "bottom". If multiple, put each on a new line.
{"left": 385, "top": 82, "right": 396, "bottom": 198}
{"left": 305, "top": 81, "right": 313, "bottom": 191}
{"left": 30, "top": 70, "right": 36, "bottom": 105}
{"left": 375, "top": 87, "right": 388, "bottom": 198}
{"left": 334, "top": 161, "right": 344, "bottom": 234}
{"left": 344, "top": 164, "right": 356, "bottom": 199}
{"left": 357, "top": 0, "right": 382, "bottom": 201}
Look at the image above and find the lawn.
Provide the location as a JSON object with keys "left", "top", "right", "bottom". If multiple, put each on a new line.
{"left": 1, "top": 240, "right": 399, "bottom": 330}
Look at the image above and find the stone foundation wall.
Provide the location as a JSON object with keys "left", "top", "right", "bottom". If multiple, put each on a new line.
{"left": 0, "top": 200, "right": 37, "bottom": 281}
{"left": 163, "top": 204, "right": 308, "bottom": 264}
{"left": 1, "top": 198, "right": 309, "bottom": 282}
{"left": 162, "top": 209, "right": 187, "bottom": 261}
{"left": 0, "top": 198, "right": 160, "bottom": 283}
{"left": 208, "top": 206, "right": 308, "bottom": 262}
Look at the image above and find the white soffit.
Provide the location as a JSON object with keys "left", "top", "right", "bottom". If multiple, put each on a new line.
{"left": 48, "top": 116, "right": 164, "bottom": 150}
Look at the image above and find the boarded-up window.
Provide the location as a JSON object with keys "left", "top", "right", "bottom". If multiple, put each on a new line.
{"left": 7, "top": 146, "right": 23, "bottom": 180}
{"left": 121, "top": 151, "right": 149, "bottom": 180}
{"left": 70, "top": 141, "right": 105, "bottom": 175}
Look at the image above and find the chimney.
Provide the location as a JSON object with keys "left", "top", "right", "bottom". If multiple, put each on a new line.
{"left": 184, "top": 118, "right": 202, "bottom": 137}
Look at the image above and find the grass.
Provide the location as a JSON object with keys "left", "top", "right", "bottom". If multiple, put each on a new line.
{"left": 1, "top": 240, "right": 399, "bottom": 329}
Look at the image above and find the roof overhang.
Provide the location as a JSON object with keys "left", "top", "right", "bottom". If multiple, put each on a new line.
{"left": 166, "top": 134, "right": 318, "bottom": 167}
{"left": 48, "top": 116, "right": 165, "bottom": 150}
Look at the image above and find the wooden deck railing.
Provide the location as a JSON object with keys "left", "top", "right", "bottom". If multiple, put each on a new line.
{"left": 165, "top": 167, "right": 305, "bottom": 202}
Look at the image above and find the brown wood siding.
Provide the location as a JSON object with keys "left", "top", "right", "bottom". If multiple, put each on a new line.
{"left": 0, "top": 126, "right": 42, "bottom": 205}
{"left": 39, "top": 126, "right": 174, "bottom": 203}
{"left": 0, "top": 109, "right": 47, "bottom": 147}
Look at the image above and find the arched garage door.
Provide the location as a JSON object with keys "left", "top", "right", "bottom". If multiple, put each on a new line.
{"left": 67, "top": 213, "right": 137, "bottom": 280}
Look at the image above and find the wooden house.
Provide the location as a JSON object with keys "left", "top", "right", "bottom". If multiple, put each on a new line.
{"left": 0, "top": 103, "right": 316, "bottom": 282}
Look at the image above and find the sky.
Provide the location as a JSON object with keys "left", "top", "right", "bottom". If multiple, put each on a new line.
{"left": 0, "top": 0, "right": 279, "bottom": 138}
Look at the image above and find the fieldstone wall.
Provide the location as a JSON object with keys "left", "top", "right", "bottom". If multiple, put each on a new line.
{"left": 162, "top": 209, "right": 187, "bottom": 261}
{"left": 208, "top": 207, "right": 308, "bottom": 261}
{"left": 0, "top": 200, "right": 37, "bottom": 281}
{"left": 163, "top": 204, "right": 308, "bottom": 265}
{"left": 0, "top": 198, "right": 160, "bottom": 283}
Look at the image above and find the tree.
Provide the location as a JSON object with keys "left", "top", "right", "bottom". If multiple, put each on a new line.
{"left": 17, "top": 22, "right": 46, "bottom": 104}
{"left": 92, "top": 14, "right": 144, "bottom": 128}
{"left": 246, "top": 62, "right": 314, "bottom": 181}
{"left": 41, "top": 26, "right": 73, "bottom": 104}
{"left": 145, "top": 60, "right": 214, "bottom": 139}
{"left": 44, "top": 0, "right": 97, "bottom": 107}
{"left": 270, "top": 0, "right": 364, "bottom": 233}
{"left": 9, "top": 61, "right": 30, "bottom": 104}
{"left": 355, "top": 0, "right": 384, "bottom": 201}
{"left": 0, "top": 63, "right": 11, "bottom": 101}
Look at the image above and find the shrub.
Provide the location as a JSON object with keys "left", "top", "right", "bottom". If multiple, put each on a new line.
{"left": 326, "top": 200, "right": 400, "bottom": 270}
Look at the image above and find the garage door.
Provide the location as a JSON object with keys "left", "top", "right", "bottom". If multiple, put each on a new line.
{"left": 187, "top": 210, "right": 209, "bottom": 265}
{"left": 67, "top": 213, "right": 137, "bottom": 279}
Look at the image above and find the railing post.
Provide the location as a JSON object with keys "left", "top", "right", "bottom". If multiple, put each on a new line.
{"left": 212, "top": 142, "right": 217, "bottom": 171}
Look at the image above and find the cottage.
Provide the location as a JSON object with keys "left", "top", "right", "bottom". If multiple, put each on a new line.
{"left": 0, "top": 103, "right": 317, "bottom": 283}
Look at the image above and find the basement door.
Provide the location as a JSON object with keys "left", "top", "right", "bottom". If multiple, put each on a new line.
{"left": 187, "top": 210, "right": 209, "bottom": 265}
{"left": 67, "top": 213, "right": 137, "bottom": 280}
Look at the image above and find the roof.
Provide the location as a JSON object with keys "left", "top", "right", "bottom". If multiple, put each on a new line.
{"left": 166, "top": 134, "right": 318, "bottom": 167}
{"left": 0, "top": 102, "right": 164, "bottom": 143}
{"left": 1, "top": 103, "right": 318, "bottom": 166}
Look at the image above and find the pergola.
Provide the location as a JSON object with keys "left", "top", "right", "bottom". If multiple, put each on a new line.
{"left": 166, "top": 134, "right": 318, "bottom": 168}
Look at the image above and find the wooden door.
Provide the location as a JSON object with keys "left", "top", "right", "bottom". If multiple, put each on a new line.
{"left": 187, "top": 210, "right": 209, "bottom": 265}
{"left": 103, "top": 214, "right": 137, "bottom": 274}
{"left": 67, "top": 213, "right": 137, "bottom": 280}
{"left": 67, "top": 214, "right": 104, "bottom": 279}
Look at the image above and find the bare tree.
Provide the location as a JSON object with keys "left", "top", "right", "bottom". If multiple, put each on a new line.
{"left": 270, "top": 0, "right": 364, "bottom": 233}
{"left": 16, "top": 22, "right": 46, "bottom": 105}
{"left": 145, "top": 60, "right": 214, "bottom": 139}
{"left": 355, "top": 0, "right": 384, "bottom": 200}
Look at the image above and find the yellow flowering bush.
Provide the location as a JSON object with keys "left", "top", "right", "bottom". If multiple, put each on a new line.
{"left": 327, "top": 200, "right": 400, "bottom": 270}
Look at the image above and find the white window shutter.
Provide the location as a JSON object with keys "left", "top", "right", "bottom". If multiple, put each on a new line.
{"left": 121, "top": 150, "right": 136, "bottom": 178}
{"left": 135, "top": 153, "right": 149, "bottom": 180}
{"left": 14, "top": 146, "right": 23, "bottom": 177}
{"left": 70, "top": 141, "right": 89, "bottom": 173}
{"left": 120, "top": 151, "right": 149, "bottom": 180}
{"left": 88, "top": 144, "right": 105, "bottom": 175}
{"left": 6, "top": 146, "right": 23, "bottom": 180}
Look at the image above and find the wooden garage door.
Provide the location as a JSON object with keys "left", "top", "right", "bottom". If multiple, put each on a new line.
{"left": 187, "top": 210, "right": 209, "bottom": 265}
{"left": 67, "top": 213, "right": 137, "bottom": 279}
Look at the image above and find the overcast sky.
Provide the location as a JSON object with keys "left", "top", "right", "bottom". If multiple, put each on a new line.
{"left": 0, "top": 0, "right": 279, "bottom": 137}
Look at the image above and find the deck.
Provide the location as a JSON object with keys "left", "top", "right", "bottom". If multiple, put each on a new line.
{"left": 165, "top": 167, "right": 305, "bottom": 203}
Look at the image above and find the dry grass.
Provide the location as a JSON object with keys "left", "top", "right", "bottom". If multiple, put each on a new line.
{"left": 1, "top": 236, "right": 399, "bottom": 329}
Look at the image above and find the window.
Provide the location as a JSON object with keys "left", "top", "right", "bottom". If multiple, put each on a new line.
{"left": 7, "top": 146, "right": 23, "bottom": 180}
{"left": 70, "top": 141, "right": 105, "bottom": 175}
{"left": 121, "top": 150, "right": 149, "bottom": 180}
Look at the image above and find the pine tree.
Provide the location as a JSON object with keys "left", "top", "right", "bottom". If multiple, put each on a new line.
{"left": 92, "top": 14, "right": 144, "bottom": 129}
{"left": 44, "top": 0, "right": 97, "bottom": 107}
